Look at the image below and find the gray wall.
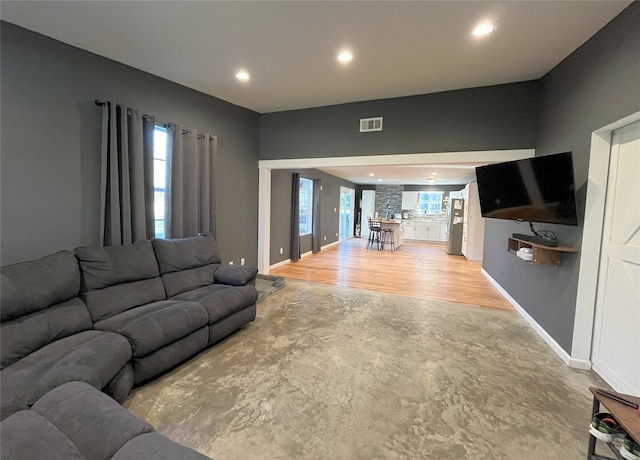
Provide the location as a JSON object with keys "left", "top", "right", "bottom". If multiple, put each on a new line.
{"left": 482, "top": 2, "right": 640, "bottom": 353}
{"left": 270, "top": 169, "right": 356, "bottom": 265}
{"left": 260, "top": 81, "right": 539, "bottom": 160}
{"left": 1, "top": 22, "right": 260, "bottom": 266}
{"left": 259, "top": 3, "right": 639, "bottom": 355}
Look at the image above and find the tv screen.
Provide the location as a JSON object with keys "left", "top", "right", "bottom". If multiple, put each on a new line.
{"left": 475, "top": 152, "right": 578, "bottom": 226}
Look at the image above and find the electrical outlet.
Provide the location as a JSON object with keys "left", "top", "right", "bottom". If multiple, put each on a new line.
{"left": 335, "top": 232, "right": 338, "bottom": 237}
{"left": 229, "top": 261, "right": 233, "bottom": 265}
{"left": 334, "top": 208, "right": 337, "bottom": 212}
{"left": 324, "top": 236, "right": 326, "bottom": 241}
{"left": 240, "top": 258, "right": 245, "bottom": 265}
{"left": 279, "top": 248, "right": 283, "bottom": 254}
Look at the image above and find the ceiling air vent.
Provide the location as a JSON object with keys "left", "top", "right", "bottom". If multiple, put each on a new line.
{"left": 360, "top": 117, "right": 383, "bottom": 132}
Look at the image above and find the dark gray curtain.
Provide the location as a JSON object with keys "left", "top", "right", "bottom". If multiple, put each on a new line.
{"left": 165, "top": 123, "right": 217, "bottom": 239}
{"left": 312, "top": 178, "right": 322, "bottom": 254}
{"left": 291, "top": 173, "right": 301, "bottom": 262}
{"left": 100, "top": 101, "right": 155, "bottom": 246}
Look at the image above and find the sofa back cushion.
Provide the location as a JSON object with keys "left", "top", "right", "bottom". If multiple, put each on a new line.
{"left": 151, "top": 234, "right": 221, "bottom": 298}
{"left": 75, "top": 241, "right": 166, "bottom": 322}
{"left": 0, "top": 251, "right": 91, "bottom": 369}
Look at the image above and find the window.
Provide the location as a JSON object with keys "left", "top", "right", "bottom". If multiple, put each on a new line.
{"left": 153, "top": 126, "right": 168, "bottom": 238}
{"left": 418, "top": 191, "right": 444, "bottom": 213}
{"left": 299, "top": 178, "right": 313, "bottom": 236}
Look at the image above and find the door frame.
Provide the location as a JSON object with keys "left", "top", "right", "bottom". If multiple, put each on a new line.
{"left": 571, "top": 110, "right": 640, "bottom": 368}
{"left": 258, "top": 149, "right": 534, "bottom": 273}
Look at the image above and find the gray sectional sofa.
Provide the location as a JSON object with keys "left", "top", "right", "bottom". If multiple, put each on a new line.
{"left": 0, "top": 233, "right": 258, "bottom": 459}
{"left": 1, "top": 381, "right": 209, "bottom": 460}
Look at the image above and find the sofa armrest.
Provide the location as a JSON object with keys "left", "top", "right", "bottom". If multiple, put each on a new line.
{"left": 215, "top": 266, "right": 257, "bottom": 286}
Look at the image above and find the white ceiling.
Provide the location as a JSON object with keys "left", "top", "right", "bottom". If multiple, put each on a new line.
{"left": 2, "top": 1, "right": 631, "bottom": 185}
{"left": 1, "top": 1, "right": 631, "bottom": 115}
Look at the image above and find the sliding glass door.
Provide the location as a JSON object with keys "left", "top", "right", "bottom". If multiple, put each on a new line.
{"left": 339, "top": 187, "right": 355, "bottom": 241}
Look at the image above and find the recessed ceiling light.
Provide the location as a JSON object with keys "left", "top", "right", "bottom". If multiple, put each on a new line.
{"left": 369, "top": 173, "right": 375, "bottom": 176}
{"left": 472, "top": 23, "right": 495, "bottom": 37}
{"left": 378, "top": 178, "right": 383, "bottom": 182}
{"left": 337, "top": 51, "right": 353, "bottom": 63}
{"left": 235, "top": 70, "right": 250, "bottom": 81}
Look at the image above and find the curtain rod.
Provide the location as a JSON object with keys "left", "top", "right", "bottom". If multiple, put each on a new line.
{"left": 95, "top": 100, "right": 214, "bottom": 140}
{"left": 95, "top": 100, "right": 155, "bottom": 122}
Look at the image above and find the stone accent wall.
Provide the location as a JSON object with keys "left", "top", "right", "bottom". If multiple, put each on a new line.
{"left": 375, "top": 185, "right": 403, "bottom": 218}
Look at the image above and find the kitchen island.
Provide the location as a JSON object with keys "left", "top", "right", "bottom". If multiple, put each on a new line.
{"left": 378, "top": 220, "right": 405, "bottom": 250}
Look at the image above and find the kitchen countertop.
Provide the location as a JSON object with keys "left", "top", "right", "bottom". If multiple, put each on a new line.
{"left": 402, "top": 219, "right": 447, "bottom": 223}
{"left": 372, "top": 220, "right": 448, "bottom": 224}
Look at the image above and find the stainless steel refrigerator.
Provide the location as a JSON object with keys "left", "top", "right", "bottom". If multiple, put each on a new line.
{"left": 446, "top": 198, "right": 465, "bottom": 255}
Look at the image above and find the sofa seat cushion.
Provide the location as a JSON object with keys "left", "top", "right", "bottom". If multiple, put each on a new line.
{"left": 171, "top": 284, "right": 258, "bottom": 324}
{"left": 0, "top": 410, "right": 85, "bottom": 460}
{"left": 1, "top": 297, "right": 92, "bottom": 370}
{"left": 93, "top": 300, "right": 208, "bottom": 358}
{"left": 112, "top": 433, "right": 211, "bottom": 460}
{"left": 0, "top": 330, "right": 131, "bottom": 412}
{"left": 32, "top": 381, "right": 154, "bottom": 460}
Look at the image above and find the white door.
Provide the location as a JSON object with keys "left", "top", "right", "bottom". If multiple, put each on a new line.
{"left": 591, "top": 120, "right": 640, "bottom": 394}
{"left": 361, "top": 190, "right": 375, "bottom": 238}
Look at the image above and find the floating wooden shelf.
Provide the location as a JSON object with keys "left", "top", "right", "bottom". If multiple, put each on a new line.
{"left": 507, "top": 237, "right": 578, "bottom": 267}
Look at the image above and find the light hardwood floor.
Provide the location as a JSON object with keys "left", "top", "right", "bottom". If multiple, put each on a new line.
{"left": 270, "top": 238, "right": 514, "bottom": 311}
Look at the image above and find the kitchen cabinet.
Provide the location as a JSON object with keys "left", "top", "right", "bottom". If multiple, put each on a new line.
{"left": 414, "top": 223, "right": 428, "bottom": 240}
{"left": 403, "top": 221, "right": 442, "bottom": 242}
{"left": 439, "top": 222, "right": 448, "bottom": 242}
{"left": 425, "top": 223, "right": 441, "bottom": 241}
{"left": 401, "top": 191, "right": 419, "bottom": 210}
{"left": 403, "top": 221, "right": 416, "bottom": 239}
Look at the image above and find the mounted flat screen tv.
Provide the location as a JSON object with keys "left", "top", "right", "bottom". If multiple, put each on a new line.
{"left": 475, "top": 152, "right": 579, "bottom": 226}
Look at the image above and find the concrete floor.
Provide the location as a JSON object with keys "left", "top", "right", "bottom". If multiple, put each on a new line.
{"left": 125, "top": 279, "right": 605, "bottom": 459}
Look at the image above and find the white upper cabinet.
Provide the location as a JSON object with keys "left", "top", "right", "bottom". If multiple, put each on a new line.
{"left": 401, "top": 191, "right": 419, "bottom": 210}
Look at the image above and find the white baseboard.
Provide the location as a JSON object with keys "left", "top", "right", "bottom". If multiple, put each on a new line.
{"left": 268, "top": 258, "right": 291, "bottom": 271}
{"left": 481, "top": 268, "right": 591, "bottom": 371}
{"left": 569, "top": 357, "right": 592, "bottom": 371}
{"left": 267, "top": 242, "right": 340, "bottom": 272}
{"left": 322, "top": 240, "right": 341, "bottom": 249}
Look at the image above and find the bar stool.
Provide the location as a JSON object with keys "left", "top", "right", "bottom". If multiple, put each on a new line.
{"left": 381, "top": 228, "right": 395, "bottom": 251}
{"left": 367, "top": 218, "right": 382, "bottom": 250}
